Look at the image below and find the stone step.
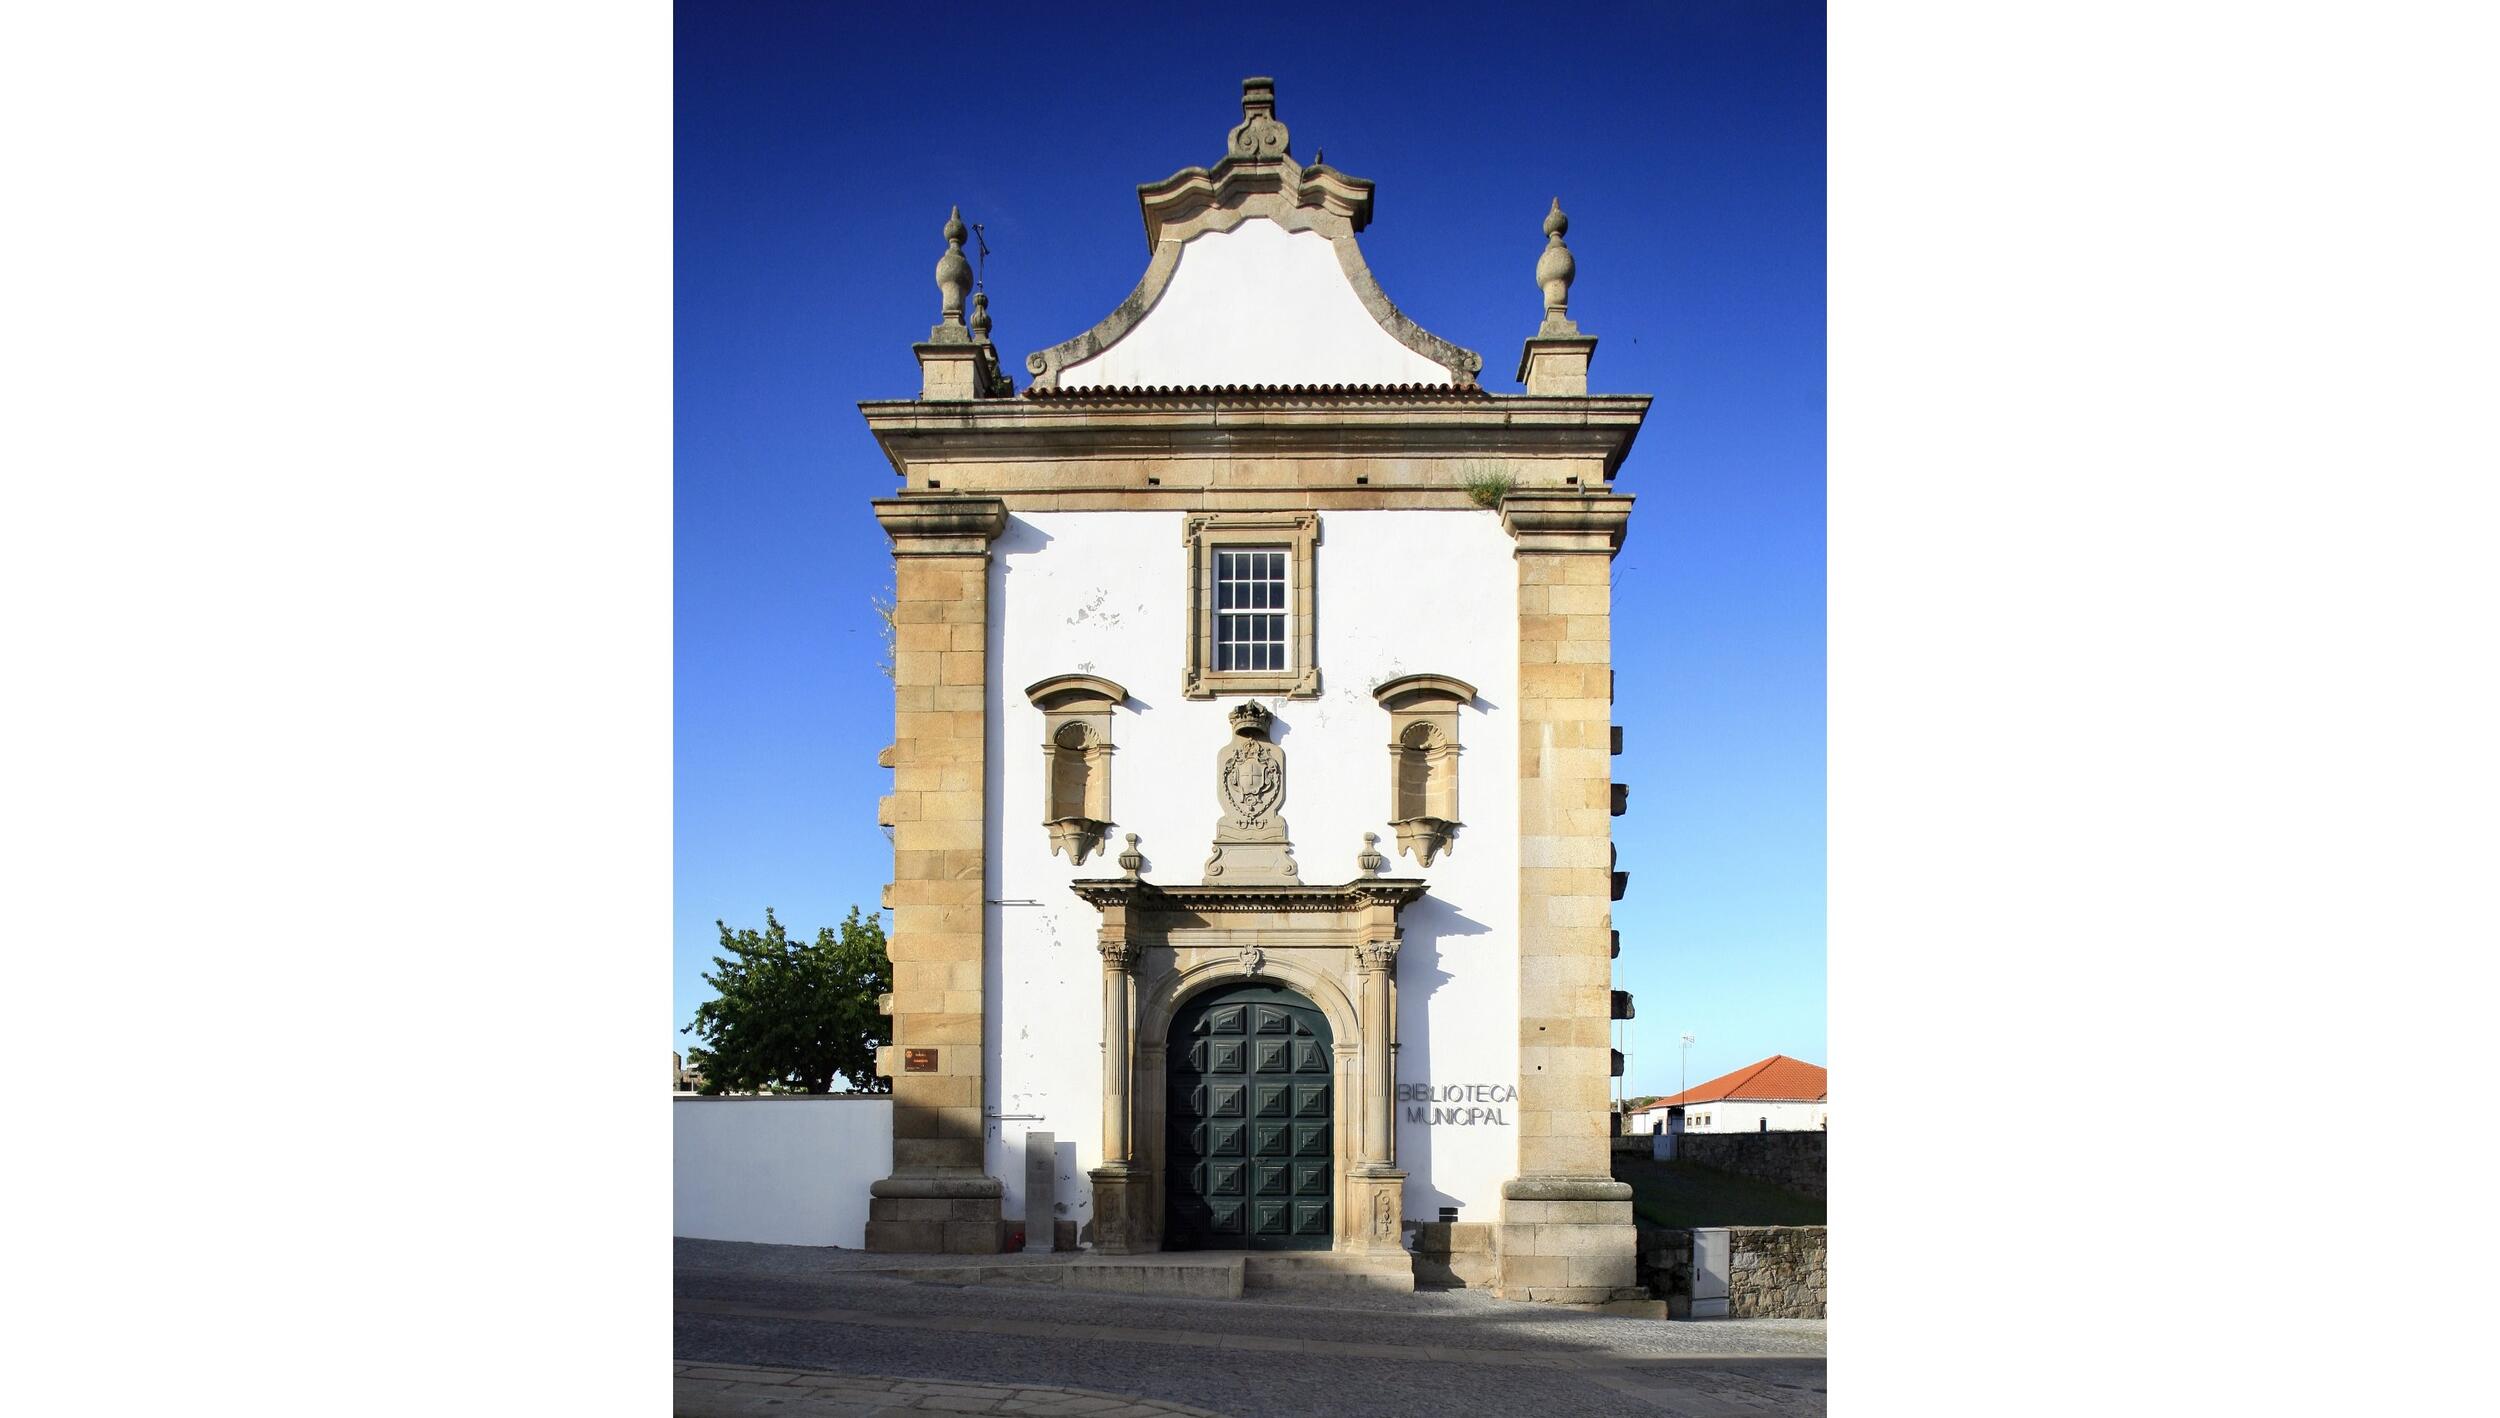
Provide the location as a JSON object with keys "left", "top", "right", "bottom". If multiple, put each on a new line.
{"left": 874, "top": 1248, "right": 1416, "bottom": 1297}
{"left": 872, "top": 1252, "right": 1246, "bottom": 1299}
{"left": 1065, "top": 1253, "right": 1244, "bottom": 1299}
{"left": 1240, "top": 1250, "right": 1417, "bottom": 1293}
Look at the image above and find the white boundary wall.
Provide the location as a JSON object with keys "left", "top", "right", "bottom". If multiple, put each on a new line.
{"left": 1678, "top": 1099, "right": 1826, "bottom": 1134}
{"left": 673, "top": 1096, "right": 893, "bottom": 1247}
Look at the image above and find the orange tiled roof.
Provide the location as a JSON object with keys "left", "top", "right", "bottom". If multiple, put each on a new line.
{"left": 1641, "top": 1055, "right": 1826, "bottom": 1110}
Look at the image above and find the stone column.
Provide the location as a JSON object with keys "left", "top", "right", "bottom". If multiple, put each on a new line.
{"left": 1100, "top": 936, "right": 1137, "bottom": 1167}
{"left": 865, "top": 496, "right": 1008, "bottom": 1254}
{"left": 1358, "top": 936, "right": 1398, "bottom": 1168}
{"left": 1344, "top": 905, "right": 1407, "bottom": 1254}
{"left": 1493, "top": 490, "right": 1641, "bottom": 1302}
{"left": 1087, "top": 915, "right": 1151, "bottom": 1254}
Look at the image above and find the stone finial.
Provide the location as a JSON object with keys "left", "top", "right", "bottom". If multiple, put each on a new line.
{"left": 1226, "top": 76, "right": 1291, "bottom": 161}
{"left": 1536, "top": 198, "right": 1579, "bottom": 336}
{"left": 1518, "top": 197, "right": 1596, "bottom": 393}
{"left": 1119, "top": 832, "right": 1144, "bottom": 879}
{"left": 970, "top": 290, "right": 992, "bottom": 344}
{"left": 1358, "top": 832, "right": 1387, "bottom": 877}
{"left": 932, "top": 206, "right": 973, "bottom": 341}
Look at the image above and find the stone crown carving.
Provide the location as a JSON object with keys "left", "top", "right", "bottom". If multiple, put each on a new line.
{"left": 1227, "top": 701, "right": 1274, "bottom": 738}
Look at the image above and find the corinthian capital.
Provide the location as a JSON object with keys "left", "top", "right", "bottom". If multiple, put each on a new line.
{"left": 1356, "top": 935, "right": 1401, "bottom": 973}
{"left": 1100, "top": 937, "right": 1143, "bottom": 973}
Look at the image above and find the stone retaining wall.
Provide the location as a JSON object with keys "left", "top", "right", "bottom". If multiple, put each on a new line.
{"left": 1725, "top": 1226, "right": 1826, "bottom": 1317}
{"left": 1672, "top": 1130, "right": 1825, "bottom": 1198}
{"left": 1636, "top": 1224, "right": 1826, "bottom": 1319}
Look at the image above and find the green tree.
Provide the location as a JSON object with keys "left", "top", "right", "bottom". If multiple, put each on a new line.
{"left": 681, "top": 906, "right": 893, "bottom": 1094}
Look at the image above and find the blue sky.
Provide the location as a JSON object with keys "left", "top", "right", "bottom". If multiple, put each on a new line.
{"left": 675, "top": 1, "right": 1825, "bottom": 1098}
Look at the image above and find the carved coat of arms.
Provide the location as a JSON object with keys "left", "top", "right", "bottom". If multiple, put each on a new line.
{"left": 1219, "top": 739, "right": 1284, "bottom": 826}
{"left": 1203, "top": 707, "right": 1298, "bottom": 884}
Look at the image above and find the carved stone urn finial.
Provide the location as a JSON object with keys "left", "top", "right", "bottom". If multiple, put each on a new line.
{"left": 1119, "top": 832, "right": 1144, "bottom": 879}
{"left": 1536, "top": 198, "right": 1579, "bottom": 336}
{"left": 1358, "top": 832, "right": 1387, "bottom": 877}
{"left": 970, "top": 289, "right": 992, "bottom": 343}
{"left": 934, "top": 206, "right": 972, "bottom": 332}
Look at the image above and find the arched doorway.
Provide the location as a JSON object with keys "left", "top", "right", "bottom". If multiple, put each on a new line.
{"left": 1164, "top": 981, "right": 1334, "bottom": 1250}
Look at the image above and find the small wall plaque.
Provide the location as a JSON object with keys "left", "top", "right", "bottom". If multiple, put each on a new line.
{"left": 904, "top": 1048, "right": 937, "bottom": 1073}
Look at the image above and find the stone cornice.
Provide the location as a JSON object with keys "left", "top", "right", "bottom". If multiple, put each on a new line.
{"left": 858, "top": 395, "right": 1650, "bottom": 491}
{"left": 1069, "top": 877, "right": 1427, "bottom": 917}
{"left": 870, "top": 496, "right": 1007, "bottom": 555}
{"left": 1499, "top": 491, "right": 1637, "bottom": 556}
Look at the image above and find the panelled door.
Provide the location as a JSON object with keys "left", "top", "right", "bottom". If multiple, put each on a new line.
{"left": 1165, "top": 982, "right": 1333, "bottom": 1250}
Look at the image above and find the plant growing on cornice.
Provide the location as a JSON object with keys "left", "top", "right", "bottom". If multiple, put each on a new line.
{"left": 1458, "top": 462, "right": 1514, "bottom": 509}
{"left": 871, "top": 585, "right": 897, "bottom": 682}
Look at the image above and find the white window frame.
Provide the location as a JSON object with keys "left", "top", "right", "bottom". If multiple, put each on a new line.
{"left": 1211, "top": 545, "right": 1291, "bottom": 674}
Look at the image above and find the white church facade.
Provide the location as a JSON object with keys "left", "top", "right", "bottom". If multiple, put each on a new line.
{"left": 860, "top": 79, "right": 1652, "bottom": 1304}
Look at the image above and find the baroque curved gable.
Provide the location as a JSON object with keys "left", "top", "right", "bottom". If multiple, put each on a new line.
{"left": 1024, "top": 79, "right": 1481, "bottom": 391}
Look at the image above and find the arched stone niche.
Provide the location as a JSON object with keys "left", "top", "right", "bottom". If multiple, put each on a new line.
{"left": 1027, "top": 674, "right": 1128, "bottom": 863}
{"left": 1372, "top": 673, "right": 1476, "bottom": 866}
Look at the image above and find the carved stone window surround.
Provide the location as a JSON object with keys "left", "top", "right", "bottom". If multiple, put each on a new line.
{"left": 1184, "top": 512, "right": 1319, "bottom": 699}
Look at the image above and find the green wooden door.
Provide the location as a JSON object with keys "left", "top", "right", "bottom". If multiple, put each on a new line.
{"left": 1165, "top": 983, "right": 1333, "bottom": 1250}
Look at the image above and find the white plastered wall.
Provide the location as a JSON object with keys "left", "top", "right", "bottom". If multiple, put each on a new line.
{"left": 1059, "top": 218, "right": 1452, "bottom": 389}
{"left": 673, "top": 1097, "right": 894, "bottom": 1247}
{"left": 983, "top": 508, "right": 1521, "bottom": 1239}
{"left": 1679, "top": 1100, "right": 1828, "bottom": 1133}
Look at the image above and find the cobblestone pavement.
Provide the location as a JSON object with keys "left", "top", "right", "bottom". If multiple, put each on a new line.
{"left": 676, "top": 1362, "right": 1227, "bottom": 1416}
{"left": 678, "top": 1240, "right": 1827, "bottom": 1418}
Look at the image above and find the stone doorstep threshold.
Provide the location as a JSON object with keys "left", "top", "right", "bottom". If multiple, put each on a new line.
{"left": 858, "top": 1252, "right": 1700, "bottom": 1311}
{"left": 868, "top": 1249, "right": 1414, "bottom": 1300}
{"left": 676, "top": 1360, "right": 1232, "bottom": 1417}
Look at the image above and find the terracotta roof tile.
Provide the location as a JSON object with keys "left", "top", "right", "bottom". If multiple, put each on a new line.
{"left": 1642, "top": 1055, "right": 1826, "bottom": 1110}
{"left": 1023, "top": 381, "right": 1495, "bottom": 402}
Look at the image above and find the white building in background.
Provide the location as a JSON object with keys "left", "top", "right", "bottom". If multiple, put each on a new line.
{"left": 1635, "top": 1055, "right": 1827, "bottom": 1134}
